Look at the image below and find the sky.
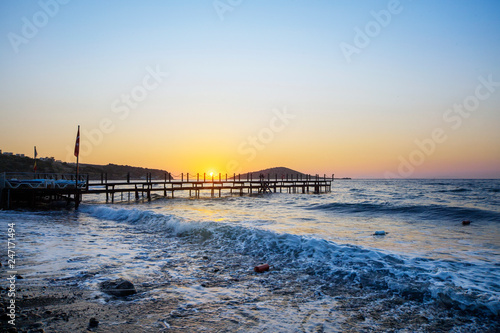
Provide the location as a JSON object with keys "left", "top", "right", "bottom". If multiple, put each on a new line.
{"left": 0, "top": 0, "right": 499, "bottom": 178}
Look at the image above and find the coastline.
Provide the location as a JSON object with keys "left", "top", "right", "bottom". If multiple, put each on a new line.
{"left": 3, "top": 245, "right": 497, "bottom": 332}
{"left": 2, "top": 247, "right": 483, "bottom": 333}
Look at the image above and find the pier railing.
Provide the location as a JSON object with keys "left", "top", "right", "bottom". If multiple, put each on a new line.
{"left": 83, "top": 172, "right": 335, "bottom": 203}
{"left": 87, "top": 172, "right": 335, "bottom": 184}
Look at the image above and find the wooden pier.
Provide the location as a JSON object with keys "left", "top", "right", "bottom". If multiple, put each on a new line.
{"left": 0, "top": 172, "right": 334, "bottom": 209}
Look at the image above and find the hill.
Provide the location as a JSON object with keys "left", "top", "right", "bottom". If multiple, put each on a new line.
{"left": 235, "top": 166, "right": 306, "bottom": 179}
{"left": 0, "top": 154, "right": 169, "bottom": 180}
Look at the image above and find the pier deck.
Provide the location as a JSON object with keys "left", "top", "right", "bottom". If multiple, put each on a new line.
{"left": 1, "top": 172, "right": 334, "bottom": 209}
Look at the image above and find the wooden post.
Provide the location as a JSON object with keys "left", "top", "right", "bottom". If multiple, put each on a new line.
{"left": 74, "top": 126, "right": 81, "bottom": 209}
{"left": 182, "top": 173, "right": 184, "bottom": 182}
{"left": 204, "top": 173, "right": 206, "bottom": 182}
{"left": 197, "top": 173, "right": 199, "bottom": 182}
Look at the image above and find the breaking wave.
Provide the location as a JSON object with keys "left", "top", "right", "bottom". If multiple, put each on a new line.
{"left": 305, "top": 201, "right": 500, "bottom": 222}
{"left": 81, "top": 204, "right": 500, "bottom": 317}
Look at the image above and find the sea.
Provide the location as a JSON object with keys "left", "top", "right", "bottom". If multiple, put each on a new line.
{"left": 1, "top": 179, "right": 499, "bottom": 332}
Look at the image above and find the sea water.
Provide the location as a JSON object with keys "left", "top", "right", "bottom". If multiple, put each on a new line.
{"left": 1, "top": 179, "right": 499, "bottom": 331}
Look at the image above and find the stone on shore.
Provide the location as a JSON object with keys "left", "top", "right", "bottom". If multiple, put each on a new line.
{"left": 88, "top": 317, "right": 99, "bottom": 328}
{"left": 99, "top": 279, "right": 137, "bottom": 297}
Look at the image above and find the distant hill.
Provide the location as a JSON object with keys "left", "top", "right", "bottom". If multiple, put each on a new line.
{"left": 0, "top": 153, "right": 169, "bottom": 180}
{"left": 233, "top": 166, "right": 306, "bottom": 179}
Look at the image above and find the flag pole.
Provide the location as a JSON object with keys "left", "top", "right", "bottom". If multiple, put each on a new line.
{"left": 33, "top": 146, "right": 37, "bottom": 177}
{"left": 75, "top": 125, "right": 80, "bottom": 209}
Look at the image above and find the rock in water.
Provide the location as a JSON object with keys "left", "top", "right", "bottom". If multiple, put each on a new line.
{"left": 99, "top": 278, "right": 136, "bottom": 297}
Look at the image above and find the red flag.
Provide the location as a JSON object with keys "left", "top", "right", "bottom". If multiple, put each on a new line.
{"left": 74, "top": 126, "right": 80, "bottom": 157}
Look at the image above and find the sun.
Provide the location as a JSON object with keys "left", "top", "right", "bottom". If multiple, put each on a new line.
{"left": 210, "top": 172, "right": 214, "bottom": 177}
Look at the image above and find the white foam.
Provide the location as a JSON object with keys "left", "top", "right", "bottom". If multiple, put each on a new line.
{"left": 76, "top": 204, "right": 500, "bottom": 316}
{"left": 80, "top": 204, "right": 199, "bottom": 235}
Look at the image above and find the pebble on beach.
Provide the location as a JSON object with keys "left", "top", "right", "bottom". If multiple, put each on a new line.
{"left": 254, "top": 264, "right": 270, "bottom": 273}
{"left": 88, "top": 317, "right": 99, "bottom": 328}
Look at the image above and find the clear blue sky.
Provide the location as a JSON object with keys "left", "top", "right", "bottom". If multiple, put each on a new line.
{"left": 1, "top": 0, "right": 499, "bottom": 178}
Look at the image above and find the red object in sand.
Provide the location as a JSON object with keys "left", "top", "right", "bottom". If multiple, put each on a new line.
{"left": 462, "top": 220, "right": 471, "bottom": 225}
{"left": 254, "top": 264, "right": 270, "bottom": 273}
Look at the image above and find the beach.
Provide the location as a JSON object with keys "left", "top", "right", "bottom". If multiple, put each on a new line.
{"left": 1, "top": 179, "right": 499, "bottom": 332}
